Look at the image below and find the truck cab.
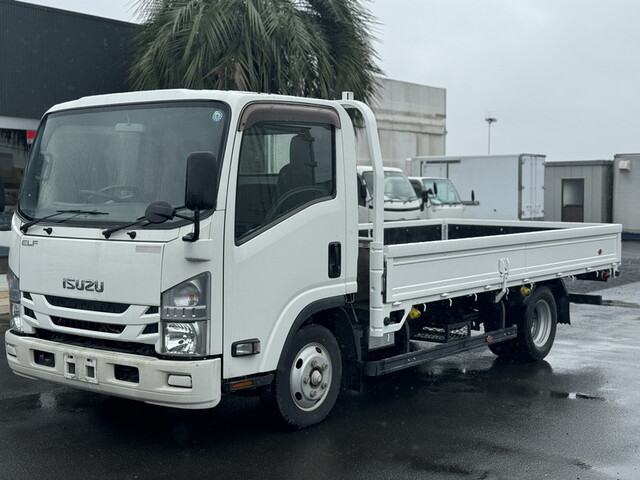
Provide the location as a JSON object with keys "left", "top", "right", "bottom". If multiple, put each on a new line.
{"left": 358, "top": 166, "right": 421, "bottom": 222}
{"left": 408, "top": 176, "right": 465, "bottom": 219}
{"left": 5, "top": 90, "right": 358, "bottom": 422}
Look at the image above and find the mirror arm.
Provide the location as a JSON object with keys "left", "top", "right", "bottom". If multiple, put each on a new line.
{"left": 182, "top": 208, "right": 200, "bottom": 242}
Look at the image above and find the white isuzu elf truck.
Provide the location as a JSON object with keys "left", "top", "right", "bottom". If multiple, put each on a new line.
{"left": 3, "top": 90, "right": 621, "bottom": 429}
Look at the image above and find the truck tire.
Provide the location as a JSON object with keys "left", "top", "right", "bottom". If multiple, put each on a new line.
{"left": 490, "top": 286, "right": 557, "bottom": 361}
{"left": 264, "top": 324, "right": 342, "bottom": 429}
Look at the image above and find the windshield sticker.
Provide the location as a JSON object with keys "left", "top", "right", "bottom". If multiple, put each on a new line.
{"left": 212, "top": 110, "right": 224, "bottom": 122}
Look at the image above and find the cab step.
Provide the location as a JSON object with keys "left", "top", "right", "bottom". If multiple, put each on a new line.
{"left": 363, "top": 326, "right": 517, "bottom": 376}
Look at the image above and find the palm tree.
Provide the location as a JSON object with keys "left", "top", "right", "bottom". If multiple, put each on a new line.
{"left": 130, "top": 0, "right": 382, "bottom": 103}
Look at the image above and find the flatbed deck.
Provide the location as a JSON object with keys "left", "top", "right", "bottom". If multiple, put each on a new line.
{"left": 359, "top": 218, "right": 621, "bottom": 307}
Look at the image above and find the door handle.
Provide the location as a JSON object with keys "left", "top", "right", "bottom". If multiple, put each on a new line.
{"left": 328, "top": 242, "right": 341, "bottom": 278}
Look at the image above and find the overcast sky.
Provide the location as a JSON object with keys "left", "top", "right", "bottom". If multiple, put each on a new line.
{"left": 18, "top": 0, "right": 640, "bottom": 161}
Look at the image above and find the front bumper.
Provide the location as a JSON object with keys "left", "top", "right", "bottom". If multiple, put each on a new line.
{"left": 5, "top": 330, "right": 221, "bottom": 409}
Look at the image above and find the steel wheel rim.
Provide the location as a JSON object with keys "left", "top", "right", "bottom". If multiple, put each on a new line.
{"left": 289, "top": 342, "right": 333, "bottom": 411}
{"left": 531, "top": 299, "right": 552, "bottom": 347}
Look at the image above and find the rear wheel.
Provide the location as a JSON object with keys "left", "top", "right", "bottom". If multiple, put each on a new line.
{"left": 262, "top": 324, "right": 342, "bottom": 429}
{"left": 490, "top": 286, "right": 557, "bottom": 361}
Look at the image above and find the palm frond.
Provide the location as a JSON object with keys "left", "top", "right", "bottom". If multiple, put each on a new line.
{"left": 129, "top": 0, "right": 382, "bottom": 103}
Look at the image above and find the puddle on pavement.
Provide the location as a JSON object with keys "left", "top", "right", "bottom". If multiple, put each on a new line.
{"left": 405, "top": 359, "right": 610, "bottom": 404}
{"left": 38, "top": 391, "right": 57, "bottom": 410}
{"left": 548, "top": 391, "right": 605, "bottom": 401}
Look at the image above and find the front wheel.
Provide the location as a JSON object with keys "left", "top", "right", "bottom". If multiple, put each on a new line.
{"left": 490, "top": 286, "right": 557, "bottom": 361}
{"left": 263, "top": 324, "right": 342, "bottom": 429}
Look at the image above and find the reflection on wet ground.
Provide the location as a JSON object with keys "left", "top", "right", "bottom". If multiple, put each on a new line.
{"left": 2, "top": 283, "right": 640, "bottom": 479}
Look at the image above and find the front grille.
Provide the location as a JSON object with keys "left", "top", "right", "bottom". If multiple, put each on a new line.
{"left": 51, "top": 316, "right": 125, "bottom": 334}
{"left": 45, "top": 295, "right": 129, "bottom": 314}
{"left": 142, "top": 323, "right": 158, "bottom": 334}
{"left": 35, "top": 329, "right": 157, "bottom": 357}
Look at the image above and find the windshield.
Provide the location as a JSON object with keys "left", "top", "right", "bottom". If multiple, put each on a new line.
{"left": 422, "top": 178, "right": 462, "bottom": 205}
{"left": 19, "top": 101, "right": 229, "bottom": 226}
{"left": 362, "top": 170, "right": 417, "bottom": 201}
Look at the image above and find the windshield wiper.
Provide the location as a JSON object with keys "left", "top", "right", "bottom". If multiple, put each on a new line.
{"left": 102, "top": 202, "right": 191, "bottom": 239}
{"left": 20, "top": 209, "right": 109, "bottom": 234}
{"left": 102, "top": 216, "right": 147, "bottom": 239}
{"left": 385, "top": 195, "right": 414, "bottom": 203}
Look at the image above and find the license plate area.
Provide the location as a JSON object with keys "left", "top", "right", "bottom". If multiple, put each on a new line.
{"left": 64, "top": 354, "right": 98, "bottom": 384}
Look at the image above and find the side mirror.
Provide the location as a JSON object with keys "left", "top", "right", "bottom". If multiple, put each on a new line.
{"left": 471, "top": 190, "right": 475, "bottom": 203}
{"left": 145, "top": 201, "right": 175, "bottom": 224}
{"left": 432, "top": 182, "right": 438, "bottom": 196}
{"left": 357, "top": 174, "right": 368, "bottom": 207}
{"left": 421, "top": 190, "right": 430, "bottom": 210}
{"left": 185, "top": 152, "right": 218, "bottom": 211}
{"left": 184, "top": 152, "right": 218, "bottom": 242}
{"left": 359, "top": 184, "right": 368, "bottom": 202}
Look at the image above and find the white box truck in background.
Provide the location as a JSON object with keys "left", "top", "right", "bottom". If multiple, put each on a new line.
{"left": 407, "top": 154, "right": 546, "bottom": 220}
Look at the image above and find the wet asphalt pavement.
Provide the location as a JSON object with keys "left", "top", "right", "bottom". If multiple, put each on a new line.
{"left": 1, "top": 244, "right": 640, "bottom": 480}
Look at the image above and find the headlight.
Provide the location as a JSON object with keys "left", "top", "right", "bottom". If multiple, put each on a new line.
{"left": 170, "top": 282, "right": 202, "bottom": 307}
{"left": 163, "top": 321, "right": 207, "bottom": 356}
{"left": 7, "top": 268, "right": 23, "bottom": 332}
{"left": 161, "top": 274, "right": 209, "bottom": 356}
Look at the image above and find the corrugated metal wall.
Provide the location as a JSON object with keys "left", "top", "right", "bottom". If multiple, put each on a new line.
{"left": 544, "top": 160, "right": 612, "bottom": 223}
{"left": 613, "top": 154, "right": 640, "bottom": 234}
{"left": 0, "top": 0, "right": 137, "bottom": 119}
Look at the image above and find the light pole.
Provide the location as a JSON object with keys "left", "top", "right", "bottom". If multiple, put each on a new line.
{"left": 485, "top": 114, "right": 497, "bottom": 154}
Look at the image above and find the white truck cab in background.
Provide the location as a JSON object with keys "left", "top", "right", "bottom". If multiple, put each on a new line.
{"left": 357, "top": 165, "right": 421, "bottom": 222}
{"left": 3, "top": 90, "right": 621, "bottom": 429}
{"left": 408, "top": 176, "right": 466, "bottom": 219}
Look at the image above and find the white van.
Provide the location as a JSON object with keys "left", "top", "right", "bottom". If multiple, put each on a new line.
{"left": 358, "top": 166, "right": 422, "bottom": 222}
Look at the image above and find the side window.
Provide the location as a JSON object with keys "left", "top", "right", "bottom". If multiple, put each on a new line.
{"left": 235, "top": 121, "right": 335, "bottom": 242}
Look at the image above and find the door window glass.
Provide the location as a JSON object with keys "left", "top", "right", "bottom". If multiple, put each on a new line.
{"left": 235, "top": 121, "right": 335, "bottom": 242}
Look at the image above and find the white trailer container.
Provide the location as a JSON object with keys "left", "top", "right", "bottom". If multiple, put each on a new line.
{"left": 406, "top": 154, "right": 546, "bottom": 220}
{"left": 3, "top": 91, "right": 620, "bottom": 429}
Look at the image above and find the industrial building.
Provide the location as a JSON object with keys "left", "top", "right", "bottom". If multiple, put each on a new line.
{"left": 613, "top": 153, "right": 640, "bottom": 237}
{"left": 0, "top": 0, "right": 136, "bottom": 225}
{"left": 359, "top": 78, "right": 446, "bottom": 169}
{"left": 544, "top": 155, "right": 640, "bottom": 238}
